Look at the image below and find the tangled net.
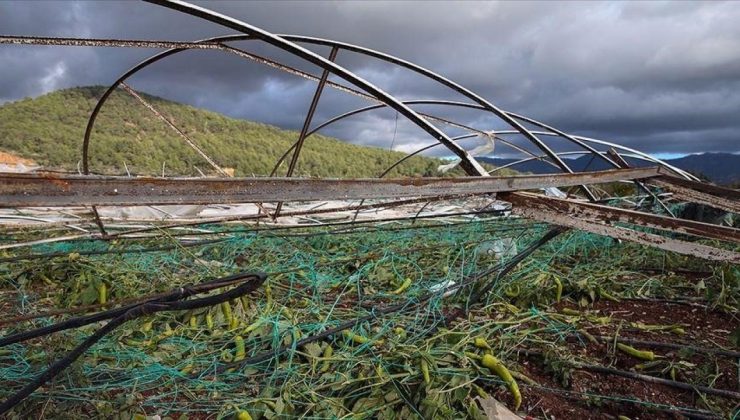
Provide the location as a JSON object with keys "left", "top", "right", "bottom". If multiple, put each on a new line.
{"left": 1, "top": 209, "right": 737, "bottom": 418}
{"left": 0, "top": 1, "right": 738, "bottom": 418}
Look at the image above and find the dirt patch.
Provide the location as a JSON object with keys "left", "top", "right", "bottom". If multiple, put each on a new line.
{"left": 0, "top": 150, "right": 35, "bottom": 166}
{"left": 489, "top": 299, "right": 740, "bottom": 419}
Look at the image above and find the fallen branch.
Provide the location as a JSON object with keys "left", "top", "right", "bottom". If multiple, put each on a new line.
{"left": 518, "top": 349, "right": 740, "bottom": 400}
{"left": 593, "top": 335, "right": 740, "bottom": 358}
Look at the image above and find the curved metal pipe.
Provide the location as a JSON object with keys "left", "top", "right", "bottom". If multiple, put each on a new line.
{"left": 270, "top": 102, "right": 542, "bottom": 177}
{"left": 142, "top": 0, "right": 487, "bottom": 176}
{"left": 82, "top": 22, "right": 690, "bottom": 184}
{"left": 84, "top": 40, "right": 488, "bottom": 177}
{"left": 81, "top": 39, "right": 500, "bottom": 190}
{"left": 487, "top": 150, "right": 663, "bottom": 174}
{"left": 490, "top": 130, "right": 695, "bottom": 180}
{"left": 506, "top": 112, "right": 619, "bottom": 169}
{"left": 304, "top": 100, "right": 620, "bottom": 170}
{"left": 569, "top": 135, "right": 698, "bottom": 181}
{"left": 280, "top": 35, "right": 583, "bottom": 179}
{"left": 80, "top": 34, "right": 246, "bottom": 235}
{"left": 83, "top": 12, "right": 576, "bottom": 181}
{"left": 82, "top": 36, "right": 543, "bottom": 181}
{"left": 83, "top": 42, "right": 210, "bottom": 174}
{"left": 290, "top": 98, "right": 694, "bottom": 180}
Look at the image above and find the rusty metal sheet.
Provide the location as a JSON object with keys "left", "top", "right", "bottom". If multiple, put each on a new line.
{"left": 650, "top": 175, "right": 740, "bottom": 214}
{"left": 0, "top": 167, "right": 659, "bottom": 208}
{"left": 505, "top": 192, "right": 740, "bottom": 244}
{"left": 505, "top": 192, "right": 740, "bottom": 263}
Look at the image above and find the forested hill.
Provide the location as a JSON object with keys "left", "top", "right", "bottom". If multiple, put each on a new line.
{"left": 0, "top": 86, "right": 447, "bottom": 177}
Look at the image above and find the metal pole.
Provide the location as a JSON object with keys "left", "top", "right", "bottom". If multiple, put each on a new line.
{"left": 274, "top": 46, "right": 339, "bottom": 218}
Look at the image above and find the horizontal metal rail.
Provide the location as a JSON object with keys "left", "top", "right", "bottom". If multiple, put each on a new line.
{"left": 504, "top": 192, "right": 740, "bottom": 263}
{"left": 0, "top": 167, "right": 659, "bottom": 208}
{"left": 650, "top": 175, "right": 740, "bottom": 214}
{"left": 504, "top": 192, "right": 739, "bottom": 243}
{"left": 0, "top": 35, "right": 227, "bottom": 49}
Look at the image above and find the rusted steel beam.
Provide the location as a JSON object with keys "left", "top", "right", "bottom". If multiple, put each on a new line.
{"left": 274, "top": 46, "right": 339, "bottom": 218}
{"left": 606, "top": 147, "right": 676, "bottom": 217}
{"left": 0, "top": 35, "right": 226, "bottom": 50}
{"left": 504, "top": 192, "right": 740, "bottom": 263}
{"left": 606, "top": 148, "right": 631, "bottom": 169}
{"left": 657, "top": 175, "right": 740, "bottom": 200}
{"left": 0, "top": 167, "right": 658, "bottom": 208}
{"left": 650, "top": 175, "right": 740, "bottom": 214}
{"left": 505, "top": 192, "right": 739, "bottom": 243}
{"left": 120, "top": 83, "right": 229, "bottom": 177}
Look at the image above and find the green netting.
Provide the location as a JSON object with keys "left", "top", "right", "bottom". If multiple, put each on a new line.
{"left": 0, "top": 217, "right": 737, "bottom": 419}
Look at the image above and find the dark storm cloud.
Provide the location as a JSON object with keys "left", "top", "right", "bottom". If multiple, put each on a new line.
{"left": 1, "top": 1, "right": 738, "bottom": 158}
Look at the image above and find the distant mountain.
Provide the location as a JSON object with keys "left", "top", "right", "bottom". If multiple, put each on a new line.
{"left": 667, "top": 154, "right": 739, "bottom": 185}
{"left": 478, "top": 153, "right": 739, "bottom": 185}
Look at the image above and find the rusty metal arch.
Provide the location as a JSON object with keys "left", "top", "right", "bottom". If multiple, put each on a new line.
{"left": 487, "top": 150, "right": 675, "bottom": 174}
{"left": 82, "top": 38, "right": 222, "bottom": 175}
{"left": 284, "top": 100, "right": 694, "bottom": 180}
{"left": 78, "top": 6, "right": 644, "bottom": 204}
{"left": 81, "top": 40, "right": 491, "bottom": 178}
{"left": 138, "top": 0, "right": 489, "bottom": 177}
{"left": 90, "top": 0, "right": 589, "bottom": 190}
{"left": 81, "top": 33, "right": 554, "bottom": 182}
{"left": 81, "top": 30, "right": 597, "bottom": 198}
{"left": 76, "top": 0, "right": 695, "bottom": 234}
{"left": 81, "top": 40, "right": 694, "bottom": 191}
{"left": 82, "top": 38, "right": 580, "bottom": 195}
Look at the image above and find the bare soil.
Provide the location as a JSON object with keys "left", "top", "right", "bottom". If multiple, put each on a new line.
{"left": 487, "top": 299, "right": 740, "bottom": 419}
{"left": 0, "top": 150, "right": 35, "bottom": 166}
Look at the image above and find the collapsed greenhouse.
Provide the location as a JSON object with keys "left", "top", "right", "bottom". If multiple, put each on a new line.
{"left": 0, "top": 1, "right": 738, "bottom": 419}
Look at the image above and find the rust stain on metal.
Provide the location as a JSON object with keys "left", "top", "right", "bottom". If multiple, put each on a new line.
{"left": 504, "top": 192, "right": 739, "bottom": 244}
{"left": 0, "top": 168, "right": 659, "bottom": 208}
{"left": 650, "top": 176, "right": 740, "bottom": 214}
{"left": 505, "top": 192, "right": 740, "bottom": 264}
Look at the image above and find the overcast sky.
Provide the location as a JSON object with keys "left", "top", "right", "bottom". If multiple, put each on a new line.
{"left": 1, "top": 0, "right": 739, "bottom": 159}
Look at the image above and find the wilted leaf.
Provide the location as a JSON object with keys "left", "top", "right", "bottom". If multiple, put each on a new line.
{"left": 303, "top": 342, "right": 323, "bottom": 359}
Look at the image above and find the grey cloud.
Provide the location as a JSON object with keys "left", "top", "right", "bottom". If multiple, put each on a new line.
{"left": 0, "top": 0, "right": 738, "bottom": 159}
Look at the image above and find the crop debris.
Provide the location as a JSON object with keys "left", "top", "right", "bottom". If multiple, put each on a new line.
{"left": 0, "top": 1, "right": 738, "bottom": 418}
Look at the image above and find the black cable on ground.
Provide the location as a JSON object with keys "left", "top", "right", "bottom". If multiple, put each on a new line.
{"left": 0, "top": 271, "right": 266, "bottom": 414}
{"left": 0, "top": 271, "right": 262, "bottom": 346}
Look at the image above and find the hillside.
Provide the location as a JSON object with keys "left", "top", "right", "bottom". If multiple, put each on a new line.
{"left": 479, "top": 152, "right": 740, "bottom": 185}
{"left": 0, "top": 87, "right": 448, "bottom": 178}
{"left": 666, "top": 153, "right": 740, "bottom": 185}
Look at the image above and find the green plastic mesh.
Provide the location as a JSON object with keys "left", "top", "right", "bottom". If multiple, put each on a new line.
{"left": 0, "top": 216, "right": 737, "bottom": 419}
